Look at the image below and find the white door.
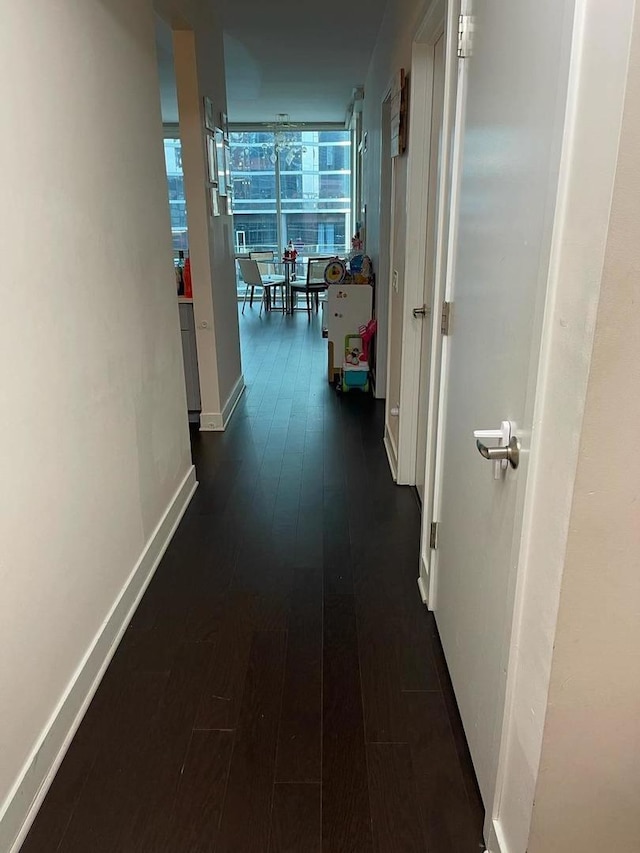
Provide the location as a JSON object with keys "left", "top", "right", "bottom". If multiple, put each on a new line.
{"left": 427, "top": 0, "right": 575, "bottom": 828}
{"left": 415, "top": 31, "right": 446, "bottom": 501}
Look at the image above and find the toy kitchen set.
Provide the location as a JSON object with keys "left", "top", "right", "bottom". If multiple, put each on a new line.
{"left": 322, "top": 233, "right": 377, "bottom": 393}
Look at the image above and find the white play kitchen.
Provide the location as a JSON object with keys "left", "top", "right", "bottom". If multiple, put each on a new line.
{"left": 324, "top": 283, "right": 374, "bottom": 389}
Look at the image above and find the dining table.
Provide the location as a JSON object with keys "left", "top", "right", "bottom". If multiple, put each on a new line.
{"left": 272, "top": 257, "right": 304, "bottom": 314}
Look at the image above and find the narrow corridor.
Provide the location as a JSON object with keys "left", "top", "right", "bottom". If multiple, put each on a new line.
{"left": 24, "top": 310, "right": 484, "bottom": 852}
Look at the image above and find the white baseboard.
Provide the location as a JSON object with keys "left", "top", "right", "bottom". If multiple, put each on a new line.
{"left": 200, "top": 410, "right": 224, "bottom": 430}
{"left": 485, "top": 818, "right": 507, "bottom": 853}
{"left": 383, "top": 424, "right": 398, "bottom": 482}
{"left": 199, "top": 374, "right": 245, "bottom": 432}
{"left": 2, "top": 466, "right": 198, "bottom": 853}
{"left": 418, "top": 551, "right": 431, "bottom": 607}
{"left": 417, "top": 575, "right": 429, "bottom": 605}
{"left": 221, "top": 374, "right": 245, "bottom": 427}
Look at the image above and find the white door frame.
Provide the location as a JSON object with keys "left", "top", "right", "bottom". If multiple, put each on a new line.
{"left": 381, "top": 86, "right": 399, "bottom": 478}
{"left": 484, "top": 1, "right": 636, "bottom": 849}
{"left": 413, "top": 0, "right": 635, "bottom": 850}
{"left": 394, "top": 0, "right": 459, "bottom": 487}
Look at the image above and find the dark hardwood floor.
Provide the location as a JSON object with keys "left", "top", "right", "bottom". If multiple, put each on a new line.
{"left": 23, "top": 307, "right": 484, "bottom": 852}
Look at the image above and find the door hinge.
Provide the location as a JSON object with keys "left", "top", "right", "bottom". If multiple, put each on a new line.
{"left": 458, "top": 14, "right": 474, "bottom": 59}
{"left": 429, "top": 521, "right": 439, "bottom": 550}
{"left": 440, "top": 301, "right": 452, "bottom": 335}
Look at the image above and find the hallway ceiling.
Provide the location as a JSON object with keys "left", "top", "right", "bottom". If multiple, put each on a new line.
{"left": 155, "top": 1, "right": 389, "bottom": 126}
{"left": 156, "top": 17, "right": 179, "bottom": 124}
{"left": 218, "top": 0, "right": 388, "bottom": 124}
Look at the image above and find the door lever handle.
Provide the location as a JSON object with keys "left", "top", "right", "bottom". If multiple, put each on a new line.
{"left": 476, "top": 435, "right": 520, "bottom": 469}
{"left": 412, "top": 305, "right": 429, "bottom": 318}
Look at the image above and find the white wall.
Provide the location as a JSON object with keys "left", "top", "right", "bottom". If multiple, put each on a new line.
{"left": 528, "top": 6, "right": 640, "bottom": 848}
{"left": 362, "top": 0, "right": 429, "bottom": 423}
{"left": 0, "top": 1, "right": 197, "bottom": 847}
{"left": 158, "top": 0, "right": 243, "bottom": 428}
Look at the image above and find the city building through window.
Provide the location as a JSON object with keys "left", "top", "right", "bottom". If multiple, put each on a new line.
{"left": 163, "top": 138, "right": 188, "bottom": 257}
{"left": 230, "top": 129, "right": 352, "bottom": 266}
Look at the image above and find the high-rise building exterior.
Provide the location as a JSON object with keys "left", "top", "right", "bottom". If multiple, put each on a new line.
{"left": 230, "top": 129, "right": 352, "bottom": 258}
{"left": 163, "top": 138, "right": 189, "bottom": 256}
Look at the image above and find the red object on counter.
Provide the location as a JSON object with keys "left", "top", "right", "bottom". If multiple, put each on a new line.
{"left": 183, "top": 258, "right": 192, "bottom": 298}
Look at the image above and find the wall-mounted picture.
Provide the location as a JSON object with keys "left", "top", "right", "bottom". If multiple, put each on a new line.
{"left": 206, "top": 132, "right": 218, "bottom": 185}
{"left": 220, "top": 111, "right": 229, "bottom": 140}
{"left": 215, "top": 128, "right": 227, "bottom": 196}
{"left": 203, "top": 96, "right": 216, "bottom": 132}
{"left": 390, "top": 68, "right": 408, "bottom": 157}
{"left": 223, "top": 142, "right": 233, "bottom": 212}
{"left": 210, "top": 185, "right": 220, "bottom": 217}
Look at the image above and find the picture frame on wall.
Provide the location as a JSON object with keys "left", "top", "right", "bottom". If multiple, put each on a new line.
{"left": 206, "top": 132, "right": 218, "bottom": 185}
{"left": 203, "top": 96, "right": 216, "bottom": 132}
{"left": 215, "top": 128, "right": 227, "bottom": 196}
{"left": 220, "top": 111, "right": 229, "bottom": 140}
{"left": 390, "top": 69, "right": 408, "bottom": 157}
{"left": 210, "top": 185, "right": 220, "bottom": 217}
{"left": 223, "top": 141, "right": 233, "bottom": 212}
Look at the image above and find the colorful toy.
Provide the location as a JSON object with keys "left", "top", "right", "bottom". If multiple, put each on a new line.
{"left": 324, "top": 258, "right": 347, "bottom": 285}
{"left": 342, "top": 334, "right": 369, "bottom": 392}
{"left": 358, "top": 318, "right": 377, "bottom": 362}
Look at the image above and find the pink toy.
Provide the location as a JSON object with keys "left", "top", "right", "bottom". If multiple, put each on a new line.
{"left": 358, "top": 318, "right": 377, "bottom": 363}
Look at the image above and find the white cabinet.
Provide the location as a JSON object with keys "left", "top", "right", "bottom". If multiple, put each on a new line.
{"left": 178, "top": 302, "right": 201, "bottom": 421}
{"left": 325, "top": 284, "right": 373, "bottom": 381}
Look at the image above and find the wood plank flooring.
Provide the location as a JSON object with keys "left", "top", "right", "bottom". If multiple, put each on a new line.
{"left": 23, "top": 308, "right": 484, "bottom": 852}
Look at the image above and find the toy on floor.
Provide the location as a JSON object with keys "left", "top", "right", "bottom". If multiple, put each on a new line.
{"left": 342, "top": 333, "right": 370, "bottom": 392}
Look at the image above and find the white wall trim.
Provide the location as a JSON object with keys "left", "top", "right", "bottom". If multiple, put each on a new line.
{"left": 200, "top": 373, "right": 245, "bottom": 431}
{"left": 2, "top": 466, "right": 198, "bottom": 853}
{"left": 383, "top": 425, "right": 399, "bottom": 482}
{"left": 395, "top": 38, "right": 433, "bottom": 484}
{"left": 487, "top": 0, "right": 637, "bottom": 849}
{"left": 417, "top": 572, "right": 429, "bottom": 605}
{"left": 424, "top": 0, "right": 465, "bottom": 615}
{"left": 396, "top": 1, "right": 446, "bottom": 486}
{"left": 200, "top": 411, "right": 224, "bottom": 430}
{"left": 486, "top": 817, "right": 508, "bottom": 853}
{"left": 221, "top": 373, "right": 245, "bottom": 427}
{"left": 381, "top": 92, "right": 396, "bottom": 409}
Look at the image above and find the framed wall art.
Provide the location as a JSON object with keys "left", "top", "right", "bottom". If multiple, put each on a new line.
{"left": 210, "top": 185, "right": 220, "bottom": 217}
{"left": 206, "top": 132, "right": 218, "bottom": 185}
{"left": 215, "top": 128, "right": 227, "bottom": 196}
{"left": 203, "top": 96, "right": 216, "bottom": 132}
{"left": 390, "top": 69, "right": 408, "bottom": 157}
{"left": 220, "top": 111, "right": 229, "bottom": 140}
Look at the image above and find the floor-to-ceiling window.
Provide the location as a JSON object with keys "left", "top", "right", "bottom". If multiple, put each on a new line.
{"left": 278, "top": 130, "right": 351, "bottom": 255}
{"left": 163, "top": 137, "right": 188, "bottom": 257}
{"left": 230, "top": 128, "right": 352, "bottom": 292}
{"left": 229, "top": 131, "right": 278, "bottom": 256}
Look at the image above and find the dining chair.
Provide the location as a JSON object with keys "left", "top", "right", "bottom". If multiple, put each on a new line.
{"left": 250, "top": 251, "right": 286, "bottom": 311}
{"left": 239, "top": 258, "right": 286, "bottom": 316}
{"left": 240, "top": 252, "right": 275, "bottom": 307}
{"left": 290, "top": 257, "right": 333, "bottom": 319}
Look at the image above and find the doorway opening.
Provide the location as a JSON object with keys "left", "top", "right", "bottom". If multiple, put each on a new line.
{"left": 231, "top": 126, "right": 362, "bottom": 404}
{"left": 155, "top": 15, "right": 202, "bottom": 426}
